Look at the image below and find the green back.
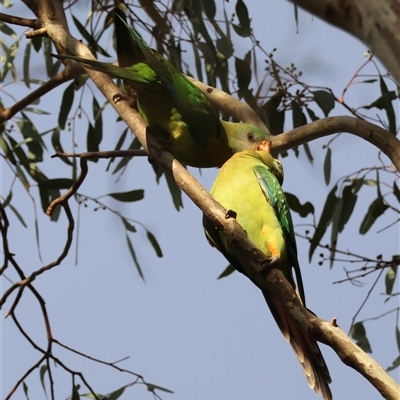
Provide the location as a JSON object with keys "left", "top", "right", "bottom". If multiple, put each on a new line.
{"left": 114, "top": 8, "right": 222, "bottom": 150}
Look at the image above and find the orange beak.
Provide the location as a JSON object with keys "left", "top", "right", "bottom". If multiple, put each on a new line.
{"left": 256, "top": 140, "right": 271, "bottom": 153}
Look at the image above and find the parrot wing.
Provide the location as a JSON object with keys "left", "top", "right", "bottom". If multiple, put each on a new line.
{"left": 253, "top": 164, "right": 306, "bottom": 304}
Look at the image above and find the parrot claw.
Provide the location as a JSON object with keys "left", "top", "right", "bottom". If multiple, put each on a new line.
{"left": 258, "top": 255, "right": 280, "bottom": 276}
{"left": 113, "top": 91, "right": 136, "bottom": 107}
{"left": 225, "top": 209, "right": 237, "bottom": 219}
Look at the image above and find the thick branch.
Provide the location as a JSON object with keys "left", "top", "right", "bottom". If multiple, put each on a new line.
{"left": 187, "top": 77, "right": 269, "bottom": 131}
{"left": 289, "top": 0, "right": 400, "bottom": 83}
{"left": 272, "top": 116, "right": 400, "bottom": 170}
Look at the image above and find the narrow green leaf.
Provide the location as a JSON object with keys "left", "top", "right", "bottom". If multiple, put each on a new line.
{"left": 284, "top": 192, "right": 314, "bottom": 218}
{"left": 23, "top": 107, "right": 50, "bottom": 115}
{"left": 359, "top": 197, "right": 389, "bottom": 234}
{"left": 146, "top": 231, "right": 163, "bottom": 257}
{"left": 201, "top": 0, "right": 216, "bottom": 19}
{"left": 10, "top": 133, "right": 31, "bottom": 166}
{"left": 265, "top": 107, "right": 285, "bottom": 135}
{"left": 302, "top": 142, "right": 313, "bottom": 165}
{"left": 106, "top": 128, "right": 128, "bottom": 170}
{"left": 138, "top": 0, "right": 164, "bottom": 25}
{"left": 191, "top": 41, "right": 203, "bottom": 83}
{"left": 43, "top": 37, "right": 54, "bottom": 77}
{"left": 23, "top": 41, "right": 31, "bottom": 88}
{"left": 39, "top": 365, "right": 48, "bottom": 395}
{"left": 39, "top": 178, "right": 74, "bottom": 190}
{"left": 71, "top": 384, "right": 80, "bottom": 400}
{"left": 1, "top": 191, "right": 12, "bottom": 208}
{"left": 233, "top": 0, "right": 251, "bottom": 37}
{"left": 107, "top": 189, "right": 144, "bottom": 202}
{"left": 329, "top": 197, "right": 343, "bottom": 268}
{"left": 51, "top": 127, "right": 72, "bottom": 165}
{"left": 15, "top": 164, "right": 30, "bottom": 190}
{"left": 385, "top": 265, "right": 397, "bottom": 295}
{"left": 379, "top": 76, "right": 396, "bottom": 135}
{"left": 92, "top": 97, "right": 103, "bottom": 148}
{"left": 291, "top": 101, "right": 307, "bottom": 128}
{"left": 22, "top": 381, "right": 29, "bottom": 399}
{"left": 350, "top": 322, "right": 372, "bottom": 353}
{"left": 104, "top": 386, "right": 125, "bottom": 400}
{"left": 0, "top": 21, "right": 17, "bottom": 37}
{"left": 165, "top": 173, "right": 183, "bottom": 211}
{"left": 126, "top": 234, "right": 145, "bottom": 281}
{"left": 145, "top": 383, "right": 174, "bottom": 394}
{"left": 9, "top": 202, "right": 28, "bottom": 227}
{"left": 363, "top": 91, "right": 397, "bottom": 111}
{"left": 396, "top": 326, "right": 400, "bottom": 353}
{"left": 16, "top": 115, "right": 44, "bottom": 163}
{"left": 216, "top": 32, "right": 234, "bottom": 59}
{"left": 0, "top": 134, "right": 17, "bottom": 163}
{"left": 305, "top": 106, "right": 319, "bottom": 121}
{"left": 31, "top": 36, "right": 42, "bottom": 52}
{"left": 86, "top": 123, "right": 98, "bottom": 156}
{"left": 364, "top": 179, "right": 377, "bottom": 186}
{"left": 58, "top": 82, "right": 75, "bottom": 130}
{"left": 122, "top": 218, "right": 137, "bottom": 233}
{"left": 112, "top": 136, "right": 142, "bottom": 175}
{"left": 312, "top": 90, "right": 335, "bottom": 117}
{"left": 0, "top": 40, "right": 18, "bottom": 81}
{"left": 72, "top": 15, "right": 98, "bottom": 55}
{"left": 309, "top": 185, "right": 338, "bottom": 261}
{"left": 37, "top": 184, "right": 61, "bottom": 221}
{"left": 387, "top": 355, "right": 400, "bottom": 372}
{"left": 393, "top": 182, "right": 400, "bottom": 203}
{"left": 217, "top": 264, "right": 236, "bottom": 279}
{"left": 34, "top": 213, "right": 43, "bottom": 261}
{"left": 338, "top": 183, "right": 358, "bottom": 232}
{"left": 323, "top": 147, "right": 331, "bottom": 185}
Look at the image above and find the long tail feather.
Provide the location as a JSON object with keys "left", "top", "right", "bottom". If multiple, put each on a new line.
{"left": 262, "top": 290, "right": 332, "bottom": 400}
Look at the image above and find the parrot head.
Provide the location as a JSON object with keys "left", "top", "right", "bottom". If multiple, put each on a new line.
{"left": 222, "top": 122, "right": 271, "bottom": 154}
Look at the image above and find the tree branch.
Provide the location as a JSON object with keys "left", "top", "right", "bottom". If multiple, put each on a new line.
{"left": 0, "top": 12, "right": 39, "bottom": 28}
{"left": 273, "top": 116, "right": 400, "bottom": 170}
{"left": 187, "top": 77, "right": 269, "bottom": 131}
{"left": 289, "top": 0, "right": 400, "bottom": 84}
{"left": 46, "top": 149, "right": 148, "bottom": 215}
{"left": 0, "top": 62, "right": 81, "bottom": 123}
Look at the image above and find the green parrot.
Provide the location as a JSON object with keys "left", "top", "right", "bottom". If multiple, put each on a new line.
{"left": 54, "top": 8, "right": 271, "bottom": 168}
{"left": 203, "top": 150, "right": 332, "bottom": 400}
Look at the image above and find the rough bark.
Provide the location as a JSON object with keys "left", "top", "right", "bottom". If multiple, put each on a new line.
{"left": 289, "top": 0, "right": 400, "bottom": 83}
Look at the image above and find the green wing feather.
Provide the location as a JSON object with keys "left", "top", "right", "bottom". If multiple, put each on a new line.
{"left": 114, "top": 9, "right": 218, "bottom": 149}
{"left": 253, "top": 164, "right": 306, "bottom": 304}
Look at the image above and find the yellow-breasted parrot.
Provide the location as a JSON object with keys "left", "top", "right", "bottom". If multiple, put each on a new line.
{"left": 54, "top": 8, "right": 271, "bottom": 168}
{"left": 203, "top": 150, "right": 332, "bottom": 399}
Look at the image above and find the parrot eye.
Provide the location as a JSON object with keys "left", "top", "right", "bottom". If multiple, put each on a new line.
{"left": 247, "top": 132, "right": 255, "bottom": 142}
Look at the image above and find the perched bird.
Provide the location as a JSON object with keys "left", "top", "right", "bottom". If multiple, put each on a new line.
{"left": 54, "top": 8, "right": 271, "bottom": 168}
{"left": 203, "top": 150, "right": 332, "bottom": 399}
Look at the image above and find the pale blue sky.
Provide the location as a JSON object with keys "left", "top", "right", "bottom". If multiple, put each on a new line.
{"left": 1, "top": 1, "right": 399, "bottom": 400}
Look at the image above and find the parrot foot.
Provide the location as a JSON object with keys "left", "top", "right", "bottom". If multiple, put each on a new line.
{"left": 113, "top": 92, "right": 136, "bottom": 108}
{"left": 258, "top": 256, "right": 280, "bottom": 276}
{"left": 225, "top": 209, "right": 237, "bottom": 219}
